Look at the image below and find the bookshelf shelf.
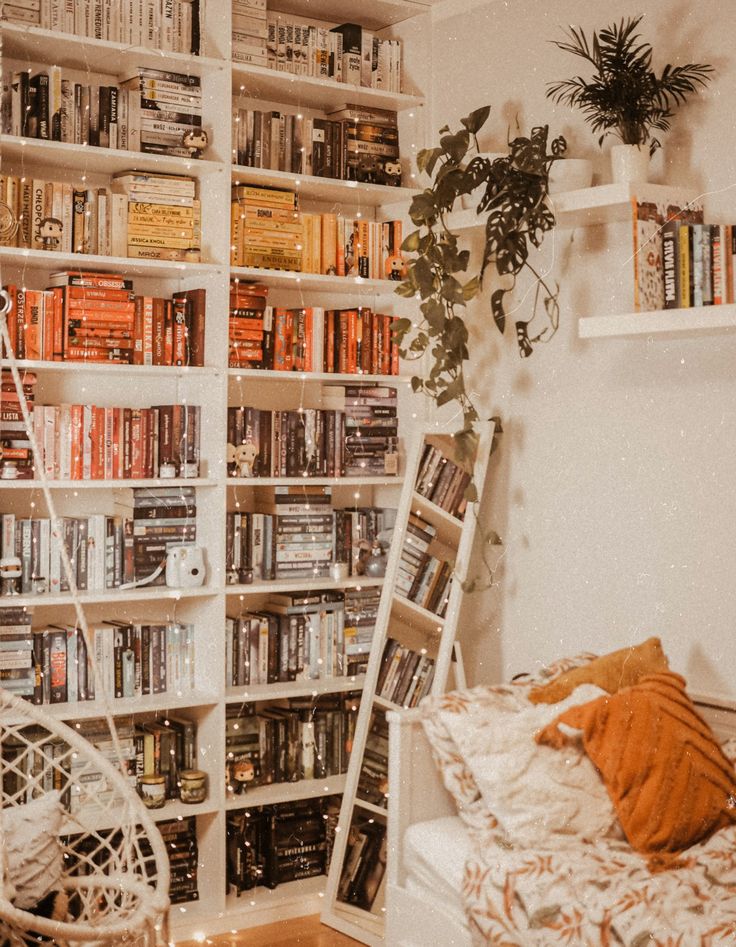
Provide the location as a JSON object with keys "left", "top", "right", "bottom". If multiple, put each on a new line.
{"left": 409, "top": 491, "right": 463, "bottom": 543}
{"left": 225, "top": 577, "right": 384, "bottom": 595}
{"left": 0, "top": 247, "right": 223, "bottom": 279}
{"left": 267, "top": 0, "right": 430, "bottom": 31}
{"left": 579, "top": 305, "right": 736, "bottom": 338}
{"left": 226, "top": 774, "right": 347, "bottom": 809}
{"left": 391, "top": 592, "right": 445, "bottom": 636}
{"left": 227, "top": 367, "right": 408, "bottom": 385}
{"left": 354, "top": 799, "right": 388, "bottom": 818}
{"left": 63, "top": 798, "right": 220, "bottom": 837}
{"left": 226, "top": 676, "right": 365, "bottom": 703}
{"left": 34, "top": 691, "right": 219, "bottom": 722}
{"left": 373, "top": 695, "right": 399, "bottom": 712}
{"left": 11, "top": 359, "right": 219, "bottom": 378}
{"left": 226, "top": 475, "right": 403, "bottom": 486}
{"left": 232, "top": 63, "right": 423, "bottom": 113}
{"left": 223, "top": 873, "right": 326, "bottom": 916}
{"left": 230, "top": 266, "right": 399, "bottom": 295}
{"left": 1, "top": 136, "right": 226, "bottom": 180}
{"left": 231, "top": 165, "right": 419, "bottom": 208}
{"left": 0, "top": 477, "right": 217, "bottom": 490}
{"left": 4, "top": 585, "right": 221, "bottom": 608}
{"left": 2, "top": 22, "right": 227, "bottom": 77}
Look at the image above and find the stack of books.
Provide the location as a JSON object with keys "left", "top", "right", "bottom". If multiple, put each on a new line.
{"left": 0, "top": 606, "right": 34, "bottom": 700}
{"left": 344, "top": 586, "right": 381, "bottom": 675}
{"left": 231, "top": 104, "right": 401, "bottom": 186}
{"left": 129, "top": 486, "right": 197, "bottom": 587}
{"left": 31, "top": 621, "right": 195, "bottom": 705}
{"left": 67, "top": 718, "right": 138, "bottom": 817}
{"left": 119, "top": 68, "right": 205, "bottom": 158}
{"left": 337, "top": 816, "right": 387, "bottom": 911}
{"left": 415, "top": 443, "right": 472, "bottom": 520}
{"left": 226, "top": 590, "right": 349, "bottom": 684}
{"left": 395, "top": 513, "right": 452, "bottom": 616}
{"left": 3, "top": 272, "right": 207, "bottom": 366}
{"left": 376, "top": 637, "right": 436, "bottom": 707}
{"left": 232, "top": 0, "right": 267, "bottom": 65}
{"left": 1, "top": 368, "right": 37, "bottom": 479}
{"left": 230, "top": 184, "right": 302, "bottom": 271}
{"left": 357, "top": 710, "right": 389, "bottom": 808}
{"left": 111, "top": 171, "right": 201, "bottom": 262}
{"left": 157, "top": 817, "right": 200, "bottom": 905}
{"left": 229, "top": 281, "right": 269, "bottom": 369}
{"left": 1, "top": 1, "right": 201, "bottom": 53}
{"left": 257, "top": 487, "right": 334, "bottom": 580}
{"left": 343, "top": 384, "right": 398, "bottom": 476}
{"left": 227, "top": 796, "right": 341, "bottom": 893}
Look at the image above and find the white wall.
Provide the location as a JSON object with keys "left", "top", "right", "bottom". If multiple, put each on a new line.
{"left": 426, "top": 0, "right": 736, "bottom": 699}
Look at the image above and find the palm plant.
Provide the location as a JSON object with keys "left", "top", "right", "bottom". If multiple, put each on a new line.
{"left": 546, "top": 16, "right": 713, "bottom": 155}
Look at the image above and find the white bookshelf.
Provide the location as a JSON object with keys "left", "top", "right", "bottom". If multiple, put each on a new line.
{"left": 579, "top": 304, "right": 736, "bottom": 338}
{"left": 0, "top": 0, "right": 433, "bottom": 940}
{"left": 321, "top": 420, "right": 497, "bottom": 945}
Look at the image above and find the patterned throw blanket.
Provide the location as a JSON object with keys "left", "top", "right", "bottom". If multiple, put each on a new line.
{"left": 420, "top": 662, "right": 736, "bottom": 946}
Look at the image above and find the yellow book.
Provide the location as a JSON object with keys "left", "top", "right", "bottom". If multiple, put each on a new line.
{"left": 679, "top": 223, "right": 691, "bottom": 308}
{"left": 321, "top": 213, "right": 337, "bottom": 275}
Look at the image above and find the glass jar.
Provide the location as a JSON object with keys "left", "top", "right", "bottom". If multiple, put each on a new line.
{"left": 139, "top": 774, "right": 166, "bottom": 809}
{"left": 179, "top": 769, "right": 207, "bottom": 804}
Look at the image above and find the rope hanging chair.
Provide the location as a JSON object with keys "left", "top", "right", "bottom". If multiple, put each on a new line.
{"left": 0, "top": 284, "right": 172, "bottom": 946}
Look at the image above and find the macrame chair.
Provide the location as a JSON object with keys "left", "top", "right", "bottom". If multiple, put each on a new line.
{"left": 0, "top": 286, "right": 172, "bottom": 946}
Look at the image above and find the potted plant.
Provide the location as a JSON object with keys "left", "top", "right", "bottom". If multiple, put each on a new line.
{"left": 546, "top": 15, "right": 713, "bottom": 183}
{"left": 393, "top": 107, "right": 565, "bottom": 469}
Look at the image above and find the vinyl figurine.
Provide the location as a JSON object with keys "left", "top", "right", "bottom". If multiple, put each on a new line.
{"left": 231, "top": 759, "right": 255, "bottom": 794}
{"left": 0, "top": 556, "right": 22, "bottom": 595}
{"left": 182, "top": 128, "right": 209, "bottom": 158}
{"left": 37, "top": 217, "right": 63, "bottom": 250}
{"left": 235, "top": 442, "right": 258, "bottom": 478}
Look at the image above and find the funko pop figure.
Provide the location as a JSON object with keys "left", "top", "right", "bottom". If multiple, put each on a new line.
{"left": 37, "top": 217, "right": 63, "bottom": 251}
{"left": 235, "top": 442, "right": 258, "bottom": 478}
{"left": 182, "top": 129, "right": 209, "bottom": 158}
{"left": 230, "top": 758, "right": 255, "bottom": 794}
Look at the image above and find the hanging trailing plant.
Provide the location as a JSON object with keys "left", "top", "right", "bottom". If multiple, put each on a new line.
{"left": 393, "top": 106, "right": 566, "bottom": 469}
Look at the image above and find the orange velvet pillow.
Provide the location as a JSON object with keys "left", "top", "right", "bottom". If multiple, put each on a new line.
{"left": 536, "top": 672, "right": 736, "bottom": 862}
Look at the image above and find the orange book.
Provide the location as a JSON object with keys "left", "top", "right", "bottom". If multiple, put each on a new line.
{"left": 112, "top": 408, "right": 123, "bottom": 479}
{"left": 70, "top": 404, "right": 84, "bottom": 480}
{"left": 89, "top": 406, "right": 105, "bottom": 480}
{"left": 23, "top": 289, "right": 44, "bottom": 360}
{"left": 130, "top": 409, "right": 143, "bottom": 479}
{"left": 321, "top": 213, "right": 337, "bottom": 275}
{"left": 163, "top": 300, "right": 174, "bottom": 366}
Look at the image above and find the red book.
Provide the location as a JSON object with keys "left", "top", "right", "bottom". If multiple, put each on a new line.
{"left": 51, "top": 288, "right": 64, "bottom": 360}
{"left": 174, "top": 288, "right": 206, "bottom": 367}
{"left": 66, "top": 285, "right": 133, "bottom": 302}
{"left": 70, "top": 404, "right": 83, "bottom": 479}
{"left": 140, "top": 408, "right": 150, "bottom": 478}
{"left": 163, "top": 300, "right": 174, "bottom": 366}
{"left": 130, "top": 409, "right": 143, "bottom": 478}
{"left": 152, "top": 297, "right": 166, "bottom": 365}
{"left": 123, "top": 408, "right": 132, "bottom": 478}
{"left": 104, "top": 407, "right": 114, "bottom": 479}
{"left": 389, "top": 315, "right": 398, "bottom": 375}
{"left": 112, "top": 408, "right": 123, "bottom": 478}
{"left": 3, "top": 285, "right": 18, "bottom": 357}
{"left": 172, "top": 296, "right": 187, "bottom": 367}
{"left": 90, "top": 406, "right": 105, "bottom": 479}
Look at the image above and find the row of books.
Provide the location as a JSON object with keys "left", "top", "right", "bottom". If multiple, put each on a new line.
{"left": 0, "top": 488, "right": 198, "bottom": 596}
{"left": 155, "top": 817, "right": 199, "bottom": 905}
{"left": 225, "top": 505, "right": 395, "bottom": 584}
{"left": 1, "top": 0, "right": 201, "bottom": 54}
{"left": 225, "top": 694, "right": 358, "bottom": 789}
{"left": 227, "top": 796, "right": 340, "bottom": 893}
{"left": 3, "top": 67, "right": 205, "bottom": 159}
{"left": 232, "top": 103, "right": 401, "bottom": 187}
{"left": 259, "top": 15, "right": 403, "bottom": 93}
{"left": 337, "top": 815, "right": 387, "bottom": 912}
{"left": 229, "top": 294, "right": 400, "bottom": 375}
{"left": 229, "top": 184, "right": 404, "bottom": 278}
{"left": 231, "top": 0, "right": 267, "bottom": 66}
{"left": 3, "top": 273, "right": 206, "bottom": 366}
{"left": 376, "top": 637, "right": 436, "bottom": 707}
{"left": 357, "top": 710, "right": 388, "bottom": 808}
{"left": 0, "top": 607, "right": 194, "bottom": 703}
{"left": 662, "top": 221, "right": 736, "bottom": 310}
{"left": 396, "top": 513, "right": 452, "bottom": 616}
{"left": 22, "top": 401, "right": 201, "bottom": 481}
{"left": 0, "top": 170, "right": 201, "bottom": 261}
{"left": 1, "top": 369, "right": 37, "bottom": 478}
{"left": 227, "top": 392, "right": 399, "bottom": 479}
{"left": 415, "top": 443, "right": 472, "bottom": 520}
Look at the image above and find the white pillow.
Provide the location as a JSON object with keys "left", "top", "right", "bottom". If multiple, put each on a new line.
{"left": 3, "top": 791, "right": 65, "bottom": 909}
{"left": 439, "top": 685, "right": 620, "bottom": 846}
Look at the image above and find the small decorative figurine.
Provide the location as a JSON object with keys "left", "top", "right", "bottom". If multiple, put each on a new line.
{"left": 182, "top": 128, "right": 209, "bottom": 158}
{"left": 230, "top": 758, "right": 255, "bottom": 795}
{"left": 234, "top": 442, "right": 257, "bottom": 478}
{"left": 0, "top": 556, "right": 22, "bottom": 595}
{"left": 37, "top": 217, "right": 63, "bottom": 250}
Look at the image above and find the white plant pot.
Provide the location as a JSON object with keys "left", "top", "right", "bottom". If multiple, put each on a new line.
{"left": 548, "top": 158, "right": 594, "bottom": 194}
{"left": 610, "top": 144, "right": 649, "bottom": 185}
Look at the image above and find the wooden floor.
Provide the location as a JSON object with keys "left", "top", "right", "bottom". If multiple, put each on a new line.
{"left": 177, "top": 914, "right": 361, "bottom": 946}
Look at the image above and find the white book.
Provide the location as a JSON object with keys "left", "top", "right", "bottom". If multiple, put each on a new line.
{"left": 43, "top": 405, "right": 56, "bottom": 478}
{"left": 38, "top": 519, "right": 50, "bottom": 591}
{"left": 57, "top": 404, "right": 72, "bottom": 480}
{"left": 48, "top": 521, "right": 62, "bottom": 594}
{"left": 109, "top": 192, "right": 128, "bottom": 257}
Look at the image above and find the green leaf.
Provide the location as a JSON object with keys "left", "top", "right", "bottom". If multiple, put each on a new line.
{"left": 464, "top": 482, "right": 478, "bottom": 503}
{"left": 462, "top": 276, "right": 480, "bottom": 300}
{"left": 401, "top": 230, "right": 422, "bottom": 253}
{"left": 460, "top": 105, "right": 491, "bottom": 135}
{"left": 422, "top": 298, "right": 446, "bottom": 331}
{"left": 491, "top": 288, "right": 506, "bottom": 334}
{"left": 410, "top": 376, "right": 423, "bottom": 392}
{"left": 392, "top": 317, "right": 412, "bottom": 337}
{"left": 394, "top": 281, "right": 417, "bottom": 299}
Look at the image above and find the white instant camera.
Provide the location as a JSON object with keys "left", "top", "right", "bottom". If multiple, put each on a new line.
{"left": 165, "top": 545, "right": 206, "bottom": 588}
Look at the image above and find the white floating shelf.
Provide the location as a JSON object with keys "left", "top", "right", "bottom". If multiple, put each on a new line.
{"left": 225, "top": 576, "right": 384, "bottom": 595}
{"left": 226, "top": 677, "right": 365, "bottom": 704}
{"left": 225, "top": 774, "right": 346, "bottom": 809}
{"left": 232, "top": 63, "right": 423, "bottom": 113}
{"left": 1, "top": 477, "right": 217, "bottom": 490}
{"left": 227, "top": 475, "right": 402, "bottom": 486}
{"left": 449, "top": 182, "right": 701, "bottom": 232}
{"left": 228, "top": 368, "right": 407, "bottom": 384}
{"left": 267, "top": 0, "right": 431, "bottom": 30}
{"left": 10, "top": 358, "right": 218, "bottom": 377}
{"left": 6, "top": 585, "right": 221, "bottom": 608}
{"left": 1, "top": 136, "right": 225, "bottom": 179}
{"left": 230, "top": 266, "right": 399, "bottom": 295}
{"left": 40, "top": 691, "right": 219, "bottom": 722}
{"left": 232, "top": 164, "right": 418, "bottom": 208}
{"left": 0, "top": 247, "right": 223, "bottom": 279}
{"left": 2, "top": 23, "right": 226, "bottom": 77}
{"left": 579, "top": 305, "right": 736, "bottom": 339}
